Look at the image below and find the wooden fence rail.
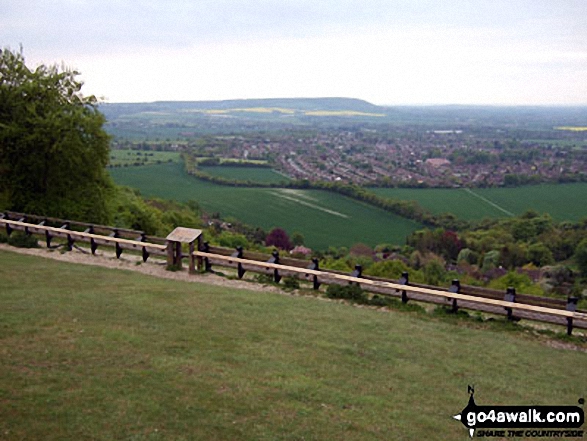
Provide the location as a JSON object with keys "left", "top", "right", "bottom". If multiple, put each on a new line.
{"left": 1, "top": 218, "right": 167, "bottom": 259}
{"left": 1, "top": 216, "right": 586, "bottom": 335}
{"left": 192, "top": 250, "right": 587, "bottom": 333}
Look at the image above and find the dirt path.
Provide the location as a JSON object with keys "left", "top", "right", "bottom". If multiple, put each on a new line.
{"left": 2, "top": 242, "right": 585, "bottom": 351}
{"left": 0, "top": 242, "right": 286, "bottom": 295}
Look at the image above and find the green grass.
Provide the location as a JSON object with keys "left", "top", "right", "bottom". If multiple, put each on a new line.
{"left": 109, "top": 162, "right": 422, "bottom": 249}
{"left": 199, "top": 165, "right": 290, "bottom": 184}
{"left": 108, "top": 149, "right": 181, "bottom": 167}
{"left": 1, "top": 250, "right": 585, "bottom": 440}
{"left": 371, "top": 184, "right": 587, "bottom": 222}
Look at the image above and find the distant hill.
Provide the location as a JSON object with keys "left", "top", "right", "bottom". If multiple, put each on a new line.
{"left": 99, "top": 98, "right": 587, "bottom": 139}
{"left": 100, "top": 97, "right": 386, "bottom": 119}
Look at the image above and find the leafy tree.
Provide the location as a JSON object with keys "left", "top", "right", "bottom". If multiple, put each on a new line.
{"left": 349, "top": 242, "right": 373, "bottom": 258}
{"left": 0, "top": 47, "right": 112, "bottom": 222}
{"left": 217, "top": 231, "right": 250, "bottom": 249}
{"left": 265, "top": 227, "right": 292, "bottom": 250}
{"left": 574, "top": 239, "right": 587, "bottom": 277}
{"left": 422, "top": 259, "right": 446, "bottom": 286}
{"left": 291, "top": 231, "right": 305, "bottom": 247}
{"left": 457, "top": 248, "right": 479, "bottom": 265}
{"left": 481, "top": 250, "right": 501, "bottom": 272}
{"left": 365, "top": 260, "right": 410, "bottom": 279}
{"left": 527, "top": 242, "right": 554, "bottom": 267}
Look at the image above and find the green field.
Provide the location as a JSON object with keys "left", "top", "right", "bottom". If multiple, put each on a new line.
{"left": 108, "top": 149, "right": 181, "bottom": 167}
{"left": 371, "top": 185, "right": 587, "bottom": 222}
{"left": 110, "top": 163, "right": 422, "bottom": 249}
{"left": 1, "top": 250, "right": 585, "bottom": 440}
{"left": 199, "top": 165, "right": 290, "bottom": 184}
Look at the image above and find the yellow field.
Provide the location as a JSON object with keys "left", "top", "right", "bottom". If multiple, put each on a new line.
{"left": 304, "top": 110, "right": 386, "bottom": 117}
{"left": 555, "top": 126, "right": 587, "bottom": 131}
{"left": 183, "top": 108, "right": 386, "bottom": 117}
{"left": 192, "top": 107, "right": 296, "bottom": 115}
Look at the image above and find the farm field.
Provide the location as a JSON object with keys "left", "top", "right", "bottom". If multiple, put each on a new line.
{"left": 371, "top": 184, "right": 587, "bottom": 222}
{"left": 1, "top": 250, "right": 585, "bottom": 440}
{"left": 110, "top": 162, "right": 421, "bottom": 249}
{"left": 108, "top": 149, "right": 180, "bottom": 167}
{"left": 199, "top": 165, "right": 290, "bottom": 184}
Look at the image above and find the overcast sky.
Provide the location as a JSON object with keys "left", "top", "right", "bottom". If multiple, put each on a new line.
{"left": 2, "top": 0, "right": 586, "bottom": 105}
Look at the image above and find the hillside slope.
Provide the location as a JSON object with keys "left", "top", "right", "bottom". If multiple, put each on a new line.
{"left": 100, "top": 97, "right": 386, "bottom": 119}
{"left": 1, "top": 248, "right": 585, "bottom": 440}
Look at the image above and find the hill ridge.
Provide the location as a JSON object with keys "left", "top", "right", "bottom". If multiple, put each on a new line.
{"left": 100, "top": 97, "right": 385, "bottom": 114}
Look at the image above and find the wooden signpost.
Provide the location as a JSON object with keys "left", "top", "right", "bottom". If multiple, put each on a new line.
{"left": 165, "top": 227, "right": 202, "bottom": 273}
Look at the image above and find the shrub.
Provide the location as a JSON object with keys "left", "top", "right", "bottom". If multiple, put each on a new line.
{"left": 265, "top": 228, "right": 292, "bottom": 251}
{"left": 217, "top": 231, "right": 250, "bottom": 249}
{"left": 7, "top": 232, "right": 39, "bottom": 248}
{"left": 254, "top": 273, "right": 275, "bottom": 285}
{"left": 283, "top": 276, "right": 300, "bottom": 290}
{"left": 326, "top": 284, "right": 368, "bottom": 304}
{"left": 166, "top": 263, "right": 182, "bottom": 272}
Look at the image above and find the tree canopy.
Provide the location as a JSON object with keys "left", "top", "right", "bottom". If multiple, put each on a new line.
{"left": 0, "top": 48, "right": 112, "bottom": 222}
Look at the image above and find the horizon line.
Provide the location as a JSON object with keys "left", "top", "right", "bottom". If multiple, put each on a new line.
{"left": 97, "top": 97, "right": 587, "bottom": 107}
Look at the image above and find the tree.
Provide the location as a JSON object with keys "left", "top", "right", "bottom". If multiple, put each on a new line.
{"left": 291, "top": 231, "right": 305, "bottom": 247}
{"left": 574, "top": 239, "right": 587, "bottom": 277}
{"left": 527, "top": 242, "right": 554, "bottom": 267}
{"left": 265, "top": 228, "right": 292, "bottom": 250}
{"left": 0, "top": 48, "right": 112, "bottom": 222}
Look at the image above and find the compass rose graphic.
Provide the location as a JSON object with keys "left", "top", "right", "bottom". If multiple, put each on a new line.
{"left": 453, "top": 386, "right": 477, "bottom": 438}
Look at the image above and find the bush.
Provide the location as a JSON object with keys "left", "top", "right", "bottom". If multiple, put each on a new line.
{"left": 166, "top": 263, "right": 182, "bottom": 272}
{"left": 7, "top": 232, "right": 39, "bottom": 248}
{"left": 283, "top": 276, "right": 300, "bottom": 290}
{"left": 0, "top": 232, "right": 7, "bottom": 243}
{"left": 326, "top": 284, "right": 368, "bottom": 304}
{"left": 217, "top": 231, "right": 250, "bottom": 249}
{"left": 254, "top": 273, "right": 276, "bottom": 285}
{"left": 365, "top": 260, "right": 409, "bottom": 279}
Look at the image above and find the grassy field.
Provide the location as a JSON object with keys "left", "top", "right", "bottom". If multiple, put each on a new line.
{"left": 371, "top": 184, "right": 587, "bottom": 222}
{"left": 109, "top": 163, "right": 422, "bottom": 249}
{"left": 109, "top": 149, "right": 181, "bottom": 167}
{"left": 1, "top": 250, "right": 585, "bottom": 440}
{"left": 199, "top": 165, "right": 290, "bottom": 184}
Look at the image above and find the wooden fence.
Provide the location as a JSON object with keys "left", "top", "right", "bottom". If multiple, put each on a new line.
{"left": 1, "top": 213, "right": 586, "bottom": 335}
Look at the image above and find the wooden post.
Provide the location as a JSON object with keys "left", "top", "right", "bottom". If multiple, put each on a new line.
{"left": 166, "top": 241, "right": 175, "bottom": 269}
{"left": 175, "top": 241, "right": 182, "bottom": 269}
{"left": 189, "top": 241, "right": 196, "bottom": 274}
{"left": 195, "top": 236, "right": 203, "bottom": 271}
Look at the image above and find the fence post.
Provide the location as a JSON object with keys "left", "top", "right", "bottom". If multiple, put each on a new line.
{"left": 87, "top": 226, "right": 98, "bottom": 254}
{"left": 307, "top": 257, "right": 321, "bottom": 290}
{"left": 566, "top": 297, "right": 578, "bottom": 336}
{"left": 399, "top": 271, "right": 409, "bottom": 303}
{"left": 134, "top": 232, "right": 149, "bottom": 263}
{"left": 110, "top": 229, "right": 123, "bottom": 258}
{"left": 232, "top": 246, "right": 245, "bottom": 278}
{"left": 268, "top": 251, "right": 281, "bottom": 283}
{"left": 350, "top": 265, "right": 362, "bottom": 286}
{"left": 504, "top": 287, "right": 516, "bottom": 321}
{"left": 202, "top": 242, "right": 211, "bottom": 272}
{"left": 59, "top": 222, "right": 73, "bottom": 251}
{"left": 23, "top": 216, "right": 30, "bottom": 236}
{"left": 449, "top": 279, "right": 460, "bottom": 313}
{"left": 45, "top": 230, "right": 52, "bottom": 248}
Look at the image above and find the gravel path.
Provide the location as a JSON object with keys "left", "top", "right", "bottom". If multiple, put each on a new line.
{"left": 2, "top": 242, "right": 585, "bottom": 351}
{"left": 0, "top": 242, "right": 286, "bottom": 295}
